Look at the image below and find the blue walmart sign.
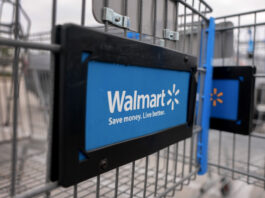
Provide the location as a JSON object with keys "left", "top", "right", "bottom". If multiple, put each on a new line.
{"left": 210, "top": 79, "right": 239, "bottom": 121}
{"left": 84, "top": 57, "right": 191, "bottom": 151}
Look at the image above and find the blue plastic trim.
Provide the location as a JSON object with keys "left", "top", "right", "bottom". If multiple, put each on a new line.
{"left": 197, "top": 17, "right": 215, "bottom": 175}
{"left": 127, "top": 32, "right": 140, "bottom": 40}
{"left": 247, "top": 29, "right": 254, "bottom": 54}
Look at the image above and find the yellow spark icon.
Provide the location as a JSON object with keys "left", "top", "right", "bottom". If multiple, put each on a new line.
{"left": 211, "top": 88, "right": 223, "bottom": 107}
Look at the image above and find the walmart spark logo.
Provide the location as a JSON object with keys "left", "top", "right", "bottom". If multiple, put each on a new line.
{"left": 167, "top": 84, "right": 180, "bottom": 110}
{"left": 211, "top": 88, "right": 223, "bottom": 107}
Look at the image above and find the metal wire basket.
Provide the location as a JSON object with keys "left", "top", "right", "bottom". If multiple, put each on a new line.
{"left": 205, "top": 9, "right": 265, "bottom": 195}
{"left": 6, "top": 0, "right": 265, "bottom": 198}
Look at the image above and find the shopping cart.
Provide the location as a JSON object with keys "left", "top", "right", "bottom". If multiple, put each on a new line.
{"left": 2, "top": 0, "right": 265, "bottom": 198}
{"left": 202, "top": 9, "right": 265, "bottom": 196}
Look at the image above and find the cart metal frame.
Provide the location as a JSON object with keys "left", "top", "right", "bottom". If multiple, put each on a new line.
{"left": 207, "top": 8, "right": 265, "bottom": 192}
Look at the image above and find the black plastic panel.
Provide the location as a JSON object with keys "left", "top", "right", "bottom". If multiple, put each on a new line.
{"left": 210, "top": 66, "right": 256, "bottom": 135}
{"left": 50, "top": 24, "right": 197, "bottom": 187}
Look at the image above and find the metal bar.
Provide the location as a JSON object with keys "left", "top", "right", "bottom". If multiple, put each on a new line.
{"left": 10, "top": 0, "right": 20, "bottom": 196}
{"left": 232, "top": 134, "right": 236, "bottom": 179}
{"left": 14, "top": 182, "right": 58, "bottom": 198}
{"left": 221, "top": 17, "right": 226, "bottom": 66}
{"left": 164, "top": 147, "right": 170, "bottom": 189}
{"left": 171, "top": 143, "right": 178, "bottom": 196}
{"left": 182, "top": 0, "right": 187, "bottom": 53}
{"left": 81, "top": 0, "right": 86, "bottom": 25}
{"left": 164, "top": 0, "right": 168, "bottom": 48}
{"left": 138, "top": 0, "right": 143, "bottom": 40}
{"left": 0, "top": 38, "right": 60, "bottom": 51}
{"left": 234, "top": 8, "right": 239, "bottom": 176}
{"left": 252, "top": 12, "right": 257, "bottom": 66}
{"left": 174, "top": 1, "right": 179, "bottom": 50}
{"left": 215, "top": 22, "right": 265, "bottom": 32}
{"left": 104, "top": 0, "right": 109, "bottom": 32}
{"left": 73, "top": 185, "right": 78, "bottom": 198}
{"left": 29, "top": 31, "right": 51, "bottom": 37}
{"left": 154, "top": 151, "right": 160, "bottom": 196}
{"left": 45, "top": 1, "right": 57, "bottom": 197}
{"left": 164, "top": 0, "right": 168, "bottom": 30}
{"left": 194, "top": 13, "right": 205, "bottom": 181}
{"left": 188, "top": 0, "right": 195, "bottom": 55}
{"left": 196, "top": 21, "right": 206, "bottom": 175}
{"left": 208, "top": 163, "right": 265, "bottom": 182}
{"left": 152, "top": 0, "right": 157, "bottom": 44}
{"left": 178, "top": 10, "right": 212, "bottom": 18}
{"left": 188, "top": 133, "right": 195, "bottom": 182}
{"left": 217, "top": 132, "right": 222, "bottom": 174}
{"left": 217, "top": 18, "right": 226, "bottom": 177}
{"left": 193, "top": 126, "right": 202, "bottom": 134}
{"left": 96, "top": 175, "right": 100, "bottom": 198}
{"left": 251, "top": 133, "right": 265, "bottom": 139}
{"left": 254, "top": 74, "right": 265, "bottom": 78}
{"left": 215, "top": 8, "right": 265, "bottom": 19}
{"left": 0, "top": 22, "right": 14, "bottom": 27}
{"left": 51, "top": 0, "right": 57, "bottom": 29}
{"left": 247, "top": 136, "right": 252, "bottom": 184}
{"left": 236, "top": 15, "right": 241, "bottom": 65}
{"left": 123, "top": 0, "right": 128, "bottom": 37}
{"left": 114, "top": 167, "right": 119, "bottom": 198}
{"left": 198, "top": 67, "right": 206, "bottom": 73}
{"left": 0, "top": 29, "right": 13, "bottom": 34}
{"left": 129, "top": 161, "right": 135, "bottom": 198}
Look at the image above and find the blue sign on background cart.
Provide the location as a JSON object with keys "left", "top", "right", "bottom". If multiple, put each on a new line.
{"left": 210, "top": 66, "right": 255, "bottom": 135}
{"left": 51, "top": 24, "right": 197, "bottom": 187}
{"left": 211, "top": 79, "right": 239, "bottom": 121}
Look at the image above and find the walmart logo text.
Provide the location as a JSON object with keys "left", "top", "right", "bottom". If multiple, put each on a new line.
{"left": 107, "top": 84, "right": 180, "bottom": 113}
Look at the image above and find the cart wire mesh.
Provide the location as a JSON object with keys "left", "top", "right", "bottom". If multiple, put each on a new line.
{"left": 207, "top": 8, "right": 265, "bottom": 191}
{"left": 0, "top": 0, "right": 213, "bottom": 197}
